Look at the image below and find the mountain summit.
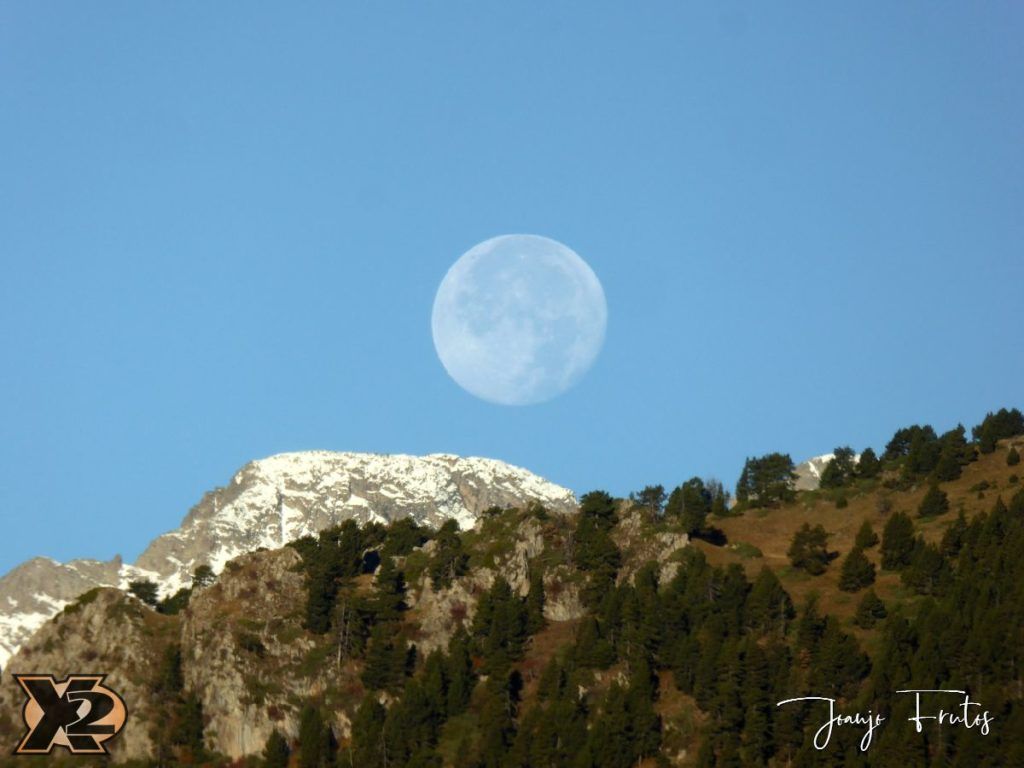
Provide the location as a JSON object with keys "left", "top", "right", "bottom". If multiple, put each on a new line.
{"left": 0, "top": 451, "right": 576, "bottom": 670}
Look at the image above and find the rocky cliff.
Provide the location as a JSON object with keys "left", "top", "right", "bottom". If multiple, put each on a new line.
{"left": 0, "top": 452, "right": 576, "bottom": 671}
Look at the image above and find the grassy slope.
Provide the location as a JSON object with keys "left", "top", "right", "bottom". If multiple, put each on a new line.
{"left": 694, "top": 438, "right": 1023, "bottom": 648}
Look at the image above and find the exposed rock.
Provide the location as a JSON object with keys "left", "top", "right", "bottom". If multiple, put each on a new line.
{"left": 180, "top": 547, "right": 339, "bottom": 760}
{"left": 612, "top": 507, "right": 689, "bottom": 585}
{"left": 0, "top": 588, "right": 175, "bottom": 762}
{"left": 0, "top": 452, "right": 577, "bottom": 670}
{"left": 794, "top": 452, "right": 861, "bottom": 491}
{"left": 542, "top": 566, "right": 586, "bottom": 622}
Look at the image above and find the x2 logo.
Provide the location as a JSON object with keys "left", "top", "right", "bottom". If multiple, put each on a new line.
{"left": 12, "top": 674, "right": 126, "bottom": 755}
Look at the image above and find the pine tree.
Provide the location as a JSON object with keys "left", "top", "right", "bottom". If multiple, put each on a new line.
{"left": 820, "top": 446, "right": 857, "bottom": 489}
{"left": 172, "top": 692, "right": 206, "bottom": 761}
{"left": 128, "top": 579, "right": 159, "bottom": 606}
{"left": 477, "top": 675, "right": 516, "bottom": 768}
{"left": 444, "top": 629, "right": 475, "bottom": 716}
{"left": 429, "top": 520, "right": 468, "bottom": 589}
{"left": 1009, "top": 446, "right": 1021, "bottom": 467}
{"left": 361, "top": 623, "right": 407, "bottom": 692}
{"left": 297, "top": 704, "right": 336, "bottom": 768}
{"left": 917, "top": 484, "right": 950, "bottom": 518}
{"left": 853, "top": 589, "right": 887, "bottom": 629}
{"left": 972, "top": 407, "right": 1024, "bottom": 453}
{"left": 838, "top": 546, "right": 875, "bottom": 592}
{"left": 881, "top": 512, "right": 915, "bottom": 569}
{"left": 348, "top": 695, "right": 386, "bottom": 768}
{"left": 746, "top": 567, "right": 794, "bottom": 635}
{"left": 901, "top": 539, "right": 952, "bottom": 596}
{"left": 940, "top": 510, "right": 968, "bottom": 557}
{"left": 854, "top": 519, "right": 879, "bottom": 549}
{"left": 525, "top": 569, "right": 546, "bottom": 635}
{"left": 856, "top": 447, "right": 881, "bottom": 479}
{"left": 666, "top": 477, "right": 712, "bottom": 533}
{"left": 191, "top": 564, "right": 216, "bottom": 589}
{"left": 629, "top": 484, "right": 666, "bottom": 515}
{"left": 263, "top": 729, "right": 291, "bottom": 768}
{"left": 786, "top": 523, "right": 831, "bottom": 575}
{"left": 373, "top": 555, "right": 407, "bottom": 620}
{"left": 736, "top": 453, "right": 797, "bottom": 507}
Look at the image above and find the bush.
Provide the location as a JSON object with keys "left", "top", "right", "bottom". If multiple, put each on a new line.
{"left": 1008, "top": 447, "right": 1021, "bottom": 467}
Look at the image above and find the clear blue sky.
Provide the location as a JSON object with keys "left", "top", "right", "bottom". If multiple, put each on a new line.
{"left": 2, "top": 3, "right": 1022, "bottom": 576}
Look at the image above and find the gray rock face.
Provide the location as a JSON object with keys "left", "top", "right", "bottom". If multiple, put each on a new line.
{"left": 0, "top": 556, "right": 123, "bottom": 671}
{"left": 0, "top": 588, "right": 174, "bottom": 762}
{"left": 0, "top": 452, "right": 576, "bottom": 671}
{"left": 793, "top": 452, "right": 861, "bottom": 491}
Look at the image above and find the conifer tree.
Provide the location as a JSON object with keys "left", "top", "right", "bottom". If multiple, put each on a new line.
{"left": 746, "top": 567, "right": 794, "bottom": 635}
{"left": 263, "top": 729, "right": 291, "bottom": 768}
{"left": 1009, "top": 446, "right": 1021, "bottom": 467}
{"left": 361, "top": 623, "right": 407, "bottom": 692}
{"left": 429, "top": 520, "right": 468, "bottom": 589}
{"left": 856, "top": 447, "right": 881, "bottom": 479}
{"left": 853, "top": 589, "right": 887, "bottom": 629}
{"left": 297, "top": 704, "right": 336, "bottom": 768}
{"left": 838, "top": 546, "right": 875, "bottom": 592}
{"left": 901, "top": 539, "right": 952, "bottom": 595}
{"left": 666, "top": 477, "right": 712, "bottom": 533}
{"left": 129, "top": 579, "right": 159, "bottom": 606}
{"left": 820, "top": 446, "right": 857, "bottom": 488}
{"left": 940, "top": 510, "right": 968, "bottom": 557}
{"left": 786, "top": 523, "right": 831, "bottom": 575}
{"left": 736, "top": 453, "right": 797, "bottom": 507}
{"left": 854, "top": 519, "right": 879, "bottom": 549}
{"left": 917, "top": 484, "right": 950, "bottom": 518}
{"left": 630, "top": 484, "right": 666, "bottom": 515}
{"left": 972, "top": 407, "right": 1024, "bottom": 453}
{"left": 444, "top": 629, "right": 475, "bottom": 716}
{"left": 880, "top": 512, "right": 915, "bottom": 569}
{"left": 348, "top": 695, "right": 386, "bottom": 768}
{"left": 374, "top": 555, "right": 407, "bottom": 620}
{"left": 525, "top": 569, "right": 546, "bottom": 635}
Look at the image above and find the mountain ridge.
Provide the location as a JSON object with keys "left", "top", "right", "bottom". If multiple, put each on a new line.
{"left": 0, "top": 451, "right": 577, "bottom": 670}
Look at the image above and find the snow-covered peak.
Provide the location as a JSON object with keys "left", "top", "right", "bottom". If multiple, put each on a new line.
{"left": 794, "top": 452, "right": 861, "bottom": 491}
{"left": 0, "top": 451, "right": 576, "bottom": 672}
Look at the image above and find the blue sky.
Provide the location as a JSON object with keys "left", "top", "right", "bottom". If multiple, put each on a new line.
{"left": 1, "top": 3, "right": 1022, "bottom": 575}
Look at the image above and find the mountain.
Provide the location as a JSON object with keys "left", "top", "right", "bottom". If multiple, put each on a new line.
{"left": 1, "top": 435, "right": 1021, "bottom": 765}
{"left": 0, "top": 420, "right": 1022, "bottom": 765}
{"left": 793, "top": 451, "right": 860, "bottom": 490}
{"left": 0, "top": 451, "right": 576, "bottom": 671}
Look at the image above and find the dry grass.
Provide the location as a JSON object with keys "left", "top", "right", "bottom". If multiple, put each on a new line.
{"left": 694, "top": 439, "right": 1022, "bottom": 627}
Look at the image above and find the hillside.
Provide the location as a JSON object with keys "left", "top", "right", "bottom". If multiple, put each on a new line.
{"left": 0, "top": 452, "right": 577, "bottom": 672}
{"left": 1, "top": 411, "right": 1022, "bottom": 767}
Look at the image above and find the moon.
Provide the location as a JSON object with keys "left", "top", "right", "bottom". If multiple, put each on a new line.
{"left": 431, "top": 234, "right": 607, "bottom": 406}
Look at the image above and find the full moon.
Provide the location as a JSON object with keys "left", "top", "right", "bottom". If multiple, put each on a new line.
{"left": 431, "top": 234, "right": 607, "bottom": 406}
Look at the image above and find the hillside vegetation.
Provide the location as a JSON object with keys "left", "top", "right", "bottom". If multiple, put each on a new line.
{"left": 1, "top": 408, "right": 1022, "bottom": 767}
